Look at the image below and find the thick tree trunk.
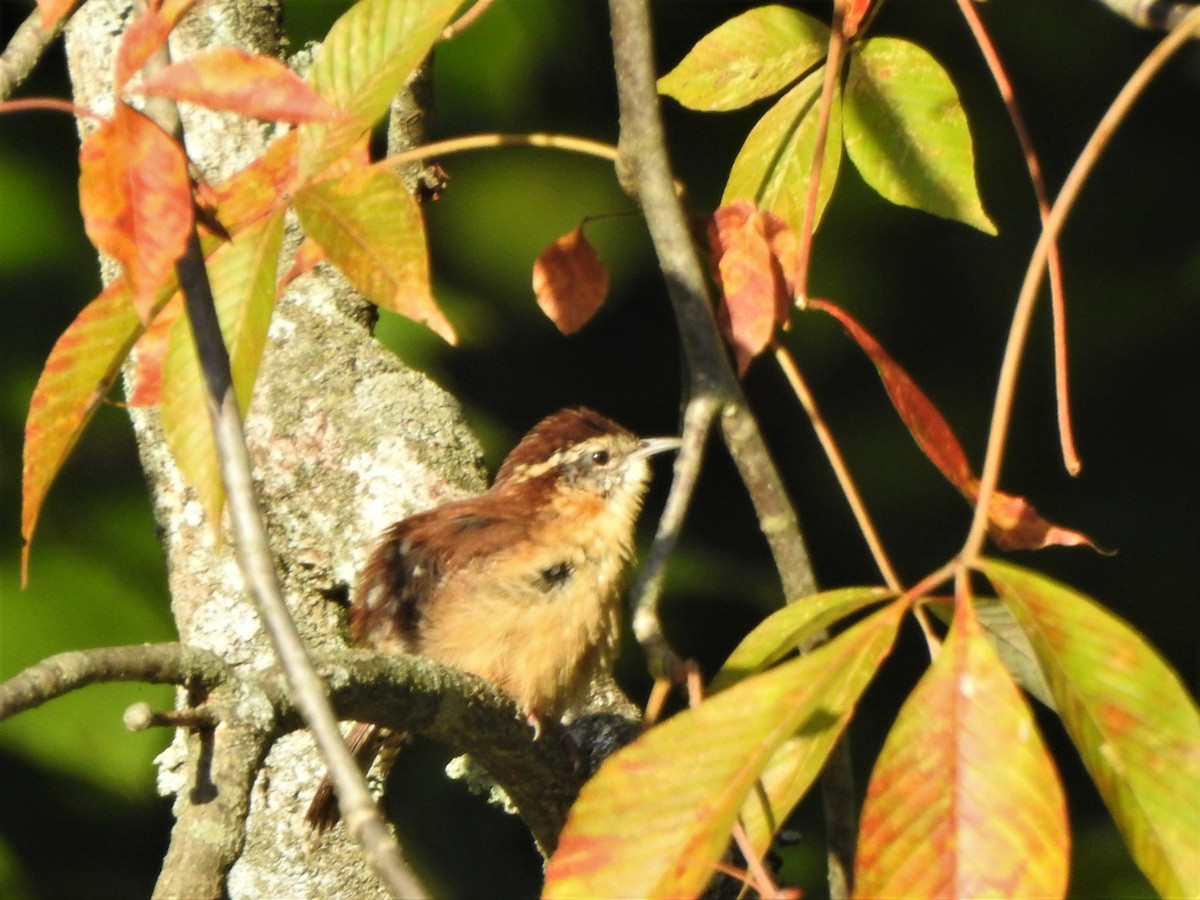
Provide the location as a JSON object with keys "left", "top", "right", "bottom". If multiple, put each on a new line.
{"left": 64, "top": 2, "right": 483, "bottom": 895}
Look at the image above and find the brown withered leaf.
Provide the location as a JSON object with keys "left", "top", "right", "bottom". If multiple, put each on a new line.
{"left": 709, "top": 200, "right": 795, "bottom": 375}
{"left": 532, "top": 225, "right": 609, "bottom": 335}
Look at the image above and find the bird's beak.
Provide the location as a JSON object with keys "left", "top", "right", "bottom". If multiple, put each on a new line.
{"left": 633, "top": 436, "right": 683, "bottom": 459}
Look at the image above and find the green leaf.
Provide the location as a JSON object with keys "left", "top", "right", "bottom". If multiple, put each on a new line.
{"left": 298, "top": 0, "right": 462, "bottom": 178}
{"left": 657, "top": 5, "right": 829, "bottom": 112}
{"left": 843, "top": 37, "right": 996, "bottom": 234}
{"left": 544, "top": 601, "right": 904, "bottom": 899}
{"left": 981, "top": 559, "right": 1200, "bottom": 898}
{"left": 160, "top": 211, "right": 285, "bottom": 526}
{"left": 723, "top": 68, "right": 843, "bottom": 237}
{"left": 294, "top": 163, "right": 454, "bottom": 342}
{"left": 855, "top": 598, "right": 1069, "bottom": 897}
{"left": 710, "top": 585, "right": 894, "bottom": 692}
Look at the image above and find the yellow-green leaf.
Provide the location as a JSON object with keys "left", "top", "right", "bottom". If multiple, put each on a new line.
{"left": 711, "top": 585, "right": 894, "bottom": 692}
{"left": 843, "top": 37, "right": 996, "bottom": 234}
{"left": 982, "top": 559, "right": 1200, "bottom": 898}
{"left": 658, "top": 5, "right": 829, "bottom": 112}
{"left": 160, "top": 211, "right": 285, "bottom": 527}
{"left": 21, "top": 281, "right": 174, "bottom": 581}
{"left": 855, "top": 598, "right": 1069, "bottom": 898}
{"left": 723, "top": 68, "right": 842, "bottom": 237}
{"left": 298, "top": 0, "right": 461, "bottom": 178}
{"left": 295, "top": 163, "right": 454, "bottom": 342}
{"left": 544, "top": 600, "right": 904, "bottom": 899}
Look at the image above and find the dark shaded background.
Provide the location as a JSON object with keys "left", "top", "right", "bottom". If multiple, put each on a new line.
{"left": 1, "top": 1, "right": 1197, "bottom": 896}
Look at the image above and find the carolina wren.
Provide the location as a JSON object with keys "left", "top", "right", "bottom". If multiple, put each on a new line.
{"left": 306, "top": 407, "right": 679, "bottom": 830}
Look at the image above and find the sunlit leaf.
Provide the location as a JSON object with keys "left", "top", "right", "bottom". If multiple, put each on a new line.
{"left": 134, "top": 47, "right": 339, "bottom": 124}
{"left": 723, "top": 69, "right": 842, "bottom": 237}
{"left": 36, "top": 0, "right": 79, "bottom": 31}
{"left": 842, "top": 0, "right": 875, "bottom": 39}
{"left": 126, "top": 294, "right": 183, "bottom": 407}
{"left": 298, "top": 0, "right": 461, "bottom": 178}
{"left": 160, "top": 211, "right": 285, "bottom": 527}
{"left": 532, "top": 226, "right": 609, "bottom": 334}
{"left": 113, "top": 0, "right": 196, "bottom": 90}
{"left": 78, "top": 104, "right": 192, "bottom": 319}
{"left": 843, "top": 38, "right": 996, "bottom": 234}
{"left": 709, "top": 200, "right": 797, "bottom": 374}
{"left": 658, "top": 5, "right": 829, "bottom": 112}
{"left": 544, "top": 602, "right": 904, "bottom": 899}
{"left": 21, "top": 282, "right": 174, "bottom": 581}
{"left": 809, "top": 299, "right": 1100, "bottom": 551}
{"left": 926, "top": 597, "right": 1055, "bottom": 710}
{"left": 209, "top": 130, "right": 298, "bottom": 236}
{"left": 982, "top": 559, "right": 1200, "bottom": 898}
{"left": 294, "top": 162, "right": 454, "bottom": 342}
{"left": 711, "top": 584, "right": 894, "bottom": 692}
{"left": 855, "top": 598, "right": 1069, "bottom": 898}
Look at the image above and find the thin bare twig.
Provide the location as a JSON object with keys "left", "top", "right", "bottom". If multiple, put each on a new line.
{"left": 954, "top": 0, "right": 1080, "bottom": 475}
{"left": 441, "top": 0, "right": 499, "bottom": 41}
{"left": 963, "top": 6, "right": 1200, "bottom": 561}
{"left": 0, "top": 6, "right": 64, "bottom": 102}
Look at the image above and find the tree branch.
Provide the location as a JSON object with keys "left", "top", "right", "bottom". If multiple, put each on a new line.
{"left": 0, "top": 6, "right": 64, "bottom": 102}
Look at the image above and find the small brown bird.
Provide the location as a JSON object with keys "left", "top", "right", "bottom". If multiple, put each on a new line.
{"left": 306, "top": 407, "right": 679, "bottom": 830}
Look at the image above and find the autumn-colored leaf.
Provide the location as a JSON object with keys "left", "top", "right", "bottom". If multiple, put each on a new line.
{"left": 298, "top": 0, "right": 462, "bottom": 179}
{"left": 127, "top": 293, "right": 183, "bottom": 407}
{"left": 809, "top": 299, "right": 1099, "bottom": 551}
{"left": 21, "top": 281, "right": 173, "bottom": 581}
{"left": 657, "top": 5, "right": 829, "bottom": 112}
{"left": 723, "top": 68, "right": 843, "bottom": 238}
{"left": 113, "top": 0, "right": 196, "bottom": 90}
{"left": 36, "top": 0, "right": 78, "bottom": 31}
{"left": 209, "top": 130, "right": 298, "bottom": 235}
{"left": 855, "top": 597, "right": 1069, "bottom": 898}
{"left": 983, "top": 560, "right": 1200, "bottom": 898}
{"left": 842, "top": 0, "right": 874, "bottom": 39}
{"left": 135, "top": 47, "right": 339, "bottom": 124}
{"left": 544, "top": 601, "right": 904, "bottom": 899}
{"left": 294, "top": 162, "right": 454, "bottom": 342}
{"left": 843, "top": 38, "right": 996, "bottom": 234}
{"left": 78, "top": 104, "right": 192, "bottom": 320}
{"left": 278, "top": 236, "right": 328, "bottom": 294}
{"left": 709, "top": 200, "right": 797, "bottom": 374}
{"left": 532, "top": 226, "right": 609, "bottom": 334}
{"left": 160, "top": 211, "right": 285, "bottom": 527}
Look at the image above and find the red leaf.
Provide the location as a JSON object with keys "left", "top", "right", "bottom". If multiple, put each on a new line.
{"left": 135, "top": 47, "right": 340, "bottom": 124}
{"left": 709, "top": 200, "right": 795, "bottom": 375}
{"left": 114, "top": 0, "right": 196, "bottom": 90}
{"left": 532, "top": 226, "right": 609, "bottom": 334}
{"left": 78, "top": 104, "right": 192, "bottom": 320}
{"left": 811, "top": 299, "right": 1100, "bottom": 551}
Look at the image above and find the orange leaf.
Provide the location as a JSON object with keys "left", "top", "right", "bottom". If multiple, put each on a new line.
{"left": 127, "top": 293, "right": 183, "bottom": 407}
{"left": 278, "top": 236, "right": 328, "bottom": 294}
{"left": 22, "top": 281, "right": 172, "bottom": 581}
{"left": 134, "top": 47, "right": 340, "bottom": 124}
{"left": 210, "top": 130, "right": 298, "bottom": 234}
{"left": 811, "top": 298, "right": 1100, "bottom": 551}
{"left": 113, "top": 0, "right": 196, "bottom": 90}
{"left": 710, "top": 200, "right": 795, "bottom": 375}
{"left": 842, "top": 0, "right": 874, "bottom": 39}
{"left": 79, "top": 104, "right": 192, "bottom": 320}
{"left": 532, "top": 226, "right": 609, "bottom": 334}
{"left": 855, "top": 598, "right": 1069, "bottom": 897}
{"left": 36, "top": 0, "right": 78, "bottom": 31}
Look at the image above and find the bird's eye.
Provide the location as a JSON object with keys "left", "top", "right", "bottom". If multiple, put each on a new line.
{"left": 591, "top": 449, "right": 610, "bottom": 466}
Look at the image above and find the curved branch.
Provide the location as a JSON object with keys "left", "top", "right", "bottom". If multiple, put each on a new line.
{"left": 0, "top": 643, "right": 231, "bottom": 722}
{"left": 0, "top": 6, "right": 64, "bottom": 102}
